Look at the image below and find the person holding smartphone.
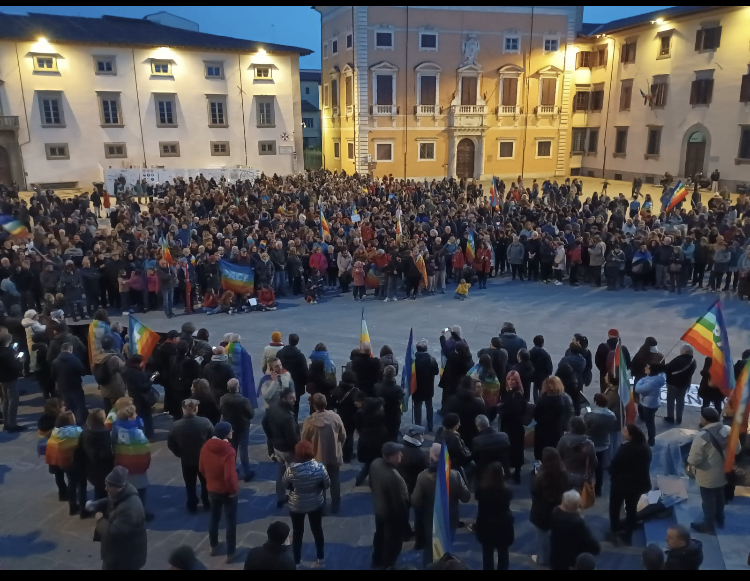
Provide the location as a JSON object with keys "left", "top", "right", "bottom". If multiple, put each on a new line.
{"left": 0, "top": 332, "right": 25, "bottom": 431}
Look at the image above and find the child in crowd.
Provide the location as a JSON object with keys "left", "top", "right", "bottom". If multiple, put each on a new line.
{"left": 305, "top": 270, "right": 324, "bottom": 304}
{"left": 455, "top": 278, "right": 471, "bottom": 300}
{"left": 352, "top": 260, "right": 366, "bottom": 301}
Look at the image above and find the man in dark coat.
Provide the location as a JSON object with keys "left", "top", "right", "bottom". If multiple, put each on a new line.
{"left": 261, "top": 387, "right": 300, "bottom": 506}
{"left": 0, "top": 332, "right": 24, "bottom": 431}
{"left": 219, "top": 378, "right": 256, "bottom": 482}
{"left": 595, "top": 329, "right": 620, "bottom": 389}
{"left": 472, "top": 414, "right": 511, "bottom": 480}
{"left": 549, "top": 490, "right": 601, "bottom": 571}
{"left": 51, "top": 342, "right": 87, "bottom": 425}
{"left": 413, "top": 340, "right": 439, "bottom": 431}
{"left": 529, "top": 335, "right": 553, "bottom": 402}
{"left": 477, "top": 337, "right": 508, "bottom": 389}
{"left": 351, "top": 345, "right": 382, "bottom": 397}
{"left": 664, "top": 525, "right": 703, "bottom": 570}
{"left": 499, "top": 322, "right": 527, "bottom": 365}
{"left": 665, "top": 345, "right": 697, "bottom": 425}
{"left": 243, "top": 521, "right": 296, "bottom": 570}
{"left": 276, "top": 333, "right": 308, "bottom": 417}
{"left": 91, "top": 466, "right": 148, "bottom": 571}
{"left": 47, "top": 322, "right": 87, "bottom": 366}
{"left": 203, "top": 346, "right": 235, "bottom": 401}
{"left": 398, "top": 426, "right": 428, "bottom": 496}
{"left": 439, "top": 340, "right": 474, "bottom": 409}
{"left": 558, "top": 342, "right": 587, "bottom": 400}
{"left": 443, "top": 378, "right": 485, "bottom": 450}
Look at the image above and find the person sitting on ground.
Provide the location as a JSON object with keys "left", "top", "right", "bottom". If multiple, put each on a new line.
{"left": 664, "top": 524, "right": 703, "bottom": 570}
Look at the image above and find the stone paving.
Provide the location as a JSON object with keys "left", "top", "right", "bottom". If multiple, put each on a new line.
{"left": 1, "top": 275, "right": 749, "bottom": 570}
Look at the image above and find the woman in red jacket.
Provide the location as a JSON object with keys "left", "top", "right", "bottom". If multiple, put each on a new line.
{"left": 474, "top": 242, "right": 492, "bottom": 289}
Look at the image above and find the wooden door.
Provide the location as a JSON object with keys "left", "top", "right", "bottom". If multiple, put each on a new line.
{"left": 0, "top": 146, "right": 10, "bottom": 186}
{"left": 456, "top": 138, "right": 475, "bottom": 179}
{"left": 461, "top": 76, "right": 477, "bottom": 105}
{"left": 684, "top": 135, "right": 706, "bottom": 178}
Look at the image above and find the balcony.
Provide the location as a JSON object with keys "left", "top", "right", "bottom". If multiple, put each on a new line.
{"left": 0, "top": 116, "right": 20, "bottom": 130}
{"left": 497, "top": 105, "right": 519, "bottom": 116}
{"left": 345, "top": 105, "right": 354, "bottom": 117}
{"left": 536, "top": 105, "right": 556, "bottom": 116}
{"left": 372, "top": 104, "right": 397, "bottom": 116}
{"left": 415, "top": 104, "right": 437, "bottom": 116}
{"left": 449, "top": 104, "right": 487, "bottom": 128}
{"left": 454, "top": 104, "right": 486, "bottom": 115}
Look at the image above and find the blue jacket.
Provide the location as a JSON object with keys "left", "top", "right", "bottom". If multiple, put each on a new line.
{"left": 635, "top": 373, "right": 665, "bottom": 409}
{"left": 309, "top": 350, "right": 336, "bottom": 376}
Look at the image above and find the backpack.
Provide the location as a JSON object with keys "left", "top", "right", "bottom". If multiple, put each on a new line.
{"left": 93, "top": 360, "right": 112, "bottom": 385}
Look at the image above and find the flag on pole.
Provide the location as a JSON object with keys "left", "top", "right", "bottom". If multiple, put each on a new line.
{"left": 665, "top": 181, "right": 688, "bottom": 212}
{"left": 401, "top": 328, "right": 416, "bottom": 412}
{"left": 415, "top": 253, "right": 429, "bottom": 288}
{"left": 395, "top": 208, "right": 403, "bottom": 241}
{"left": 681, "top": 301, "right": 735, "bottom": 397}
{"left": 88, "top": 319, "right": 110, "bottom": 369}
{"left": 160, "top": 236, "right": 173, "bottom": 265}
{"left": 432, "top": 442, "right": 452, "bottom": 561}
{"left": 0, "top": 215, "right": 31, "bottom": 239}
{"left": 351, "top": 202, "right": 358, "bottom": 216}
{"left": 360, "top": 308, "right": 372, "bottom": 354}
{"left": 226, "top": 342, "right": 258, "bottom": 408}
{"left": 182, "top": 262, "right": 192, "bottom": 313}
{"left": 465, "top": 231, "right": 476, "bottom": 263}
{"left": 320, "top": 209, "right": 330, "bottom": 239}
{"left": 490, "top": 178, "right": 498, "bottom": 208}
{"left": 725, "top": 360, "right": 750, "bottom": 473}
{"left": 615, "top": 340, "right": 635, "bottom": 427}
{"left": 128, "top": 315, "right": 160, "bottom": 363}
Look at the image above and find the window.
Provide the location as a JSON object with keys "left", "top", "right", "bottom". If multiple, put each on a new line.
{"left": 690, "top": 77, "right": 714, "bottom": 106}
{"left": 322, "top": 42, "right": 328, "bottom": 59}
{"left": 151, "top": 60, "right": 172, "bottom": 76}
{"left": 587, "top": 128, "right": 599, "bottom": 153}
{"left": 323, "top": 84, "right": 330, "bottom": 108}
{"left": 45, "top": 143, "right": 69, "bottom": 160}
{"left": 331, "top": 78, "right": 340, "bottom": 109}
{"left": 375, "top": 142, "right": 393, "bottom": 162}
{"left": 536, "top": 140, "right": 552, "bottom": 158}
{"left": 98, "top": 93, "right": 122, "bottom": 126}
{"left": 420, "top": 32, "right": 438, "bottom": 51}
{"left": 615, "top": 128, "right": 628, "bottom": 154}
{"left": 540, "top": 78, "right": 556, "bottom": 107}
{"left": 544, "top": 37, "right": 559, "bottom": 52}
{"left": 303, "top": 117, "right": 314, "bottom": 129}
{"left": 620, "top": 80, "right": 633, "bottom": 111}
{"left": 256, "top": 97, "right": 275, "bottom": 127}
{"left": 34, "top": 56, "right": 57, "bottom": 72}
{"left": 621, "top": 41, "right": 637, "bottom": 64}
{"left": 104, "top": 143, "right": 127, "bottom": 158}
{"left": 593, "top": 45, "right": 608, "bottom": 67}
{"left": 590, "top": 88, "right": 604, "bottom": 112}
{"left": 254, "top": 66, "right": 272, "bottom": 80}
{"left": 499, "top": 141, "right": 514, "bottom": 158}
{"left": 646, "top": 127, "right": 662, "bottom": 156}
{"left": 160, "top": 142, "right": 180, "bottom": 157}
{"left": 332, "top": 39, "right": 338, "bottom": 54}
{"left": 658, "top": 34, "right": 672, "bottom": 58}
{"left": 347, "top": 142, "right": 355, "bottom": 160}
{"left": 650, "top": 78, "right": 669, "bottom": 108}
{"left": 211, "top": 141, "right": 230, "bottom": 156}
{"left": 38, "top": 92, "right": 64, "bottom": 127}
{"left": 258, "top": 140, "right": 276, "bottom": 155}
{"left": 501, "top": 77, "right": 518, "bottom": 108}
{"left": 333, "top": 141, "right": 341, "bottom": 159}
{"left": 375, "top": 31, "right": 393, "bottom": 49}
{"left": 94, "top": 56, "right": 116, "bottom": 75}
{"left": 346, "top": 33, "right": 353, "bottom": 49}
{"left": 205, "top": 62, "right": 224, "bottom": 79}
{"left": 504, "top": 36, "right": 520, "bottom": 54}
{"left": 155, "top": 95, "right": 177, "bottom": 127}
{"left": 576, "top": 51, "right": 592, "bottom": 69}
{"left": 741, "top": 72, "right": 750, "bottom": 103}
{"left": 345, "top": 75, "right": 353, "bottom": 108}
{"left": 207, "top": 96, "right": 227, "bottom": 127}
{"left": 376, "top": 75, "right": 393, "bottom": 105}
{"left": 574, "top": 91, "right": 590, "bottom": 112}
{"left": 461, "top": 76, "right": 478, "bottom": 105}
{"left": 571, "top": 128, "right": 587, "bottom": 153}
{"left": 695, "top": 26, "right": 722, "bottom": 51}
{"left": 305, "top": 87, "right": 310, "bottom": 95}
{"left": 418, "top": 142, "right": 435, "bottom": 161}
{"left": 739, "top": 127, "right": 750, "bottom": 161}
{"left": 420, "top": 75, "right": 437, "bottom": 106}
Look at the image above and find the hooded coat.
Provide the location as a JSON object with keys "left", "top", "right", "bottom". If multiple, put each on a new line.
{"left": 301, "top": 409, "right": 346, "bottom": 466}
{"left": 95, "top": 483, "right": 148, "bottom": 571}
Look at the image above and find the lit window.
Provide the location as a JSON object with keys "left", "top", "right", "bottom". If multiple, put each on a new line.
{"left": 34, "top": 56, "right": 57, "bottom": 72}
{"left": 255, "top": 66, "right": 272, "bottom": 80}
{"left": 152, "top": 61, "right": 172, "bottom": 75}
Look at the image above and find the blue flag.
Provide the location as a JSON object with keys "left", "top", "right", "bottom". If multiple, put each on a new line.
{"left": 227, "top": 342, "right": 257, "bottom": 408}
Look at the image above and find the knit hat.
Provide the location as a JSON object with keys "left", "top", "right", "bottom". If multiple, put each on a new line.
{"left": 271, "top": 331, "right": 282, "bottom": 343}
{"left": 105, "top": 465, "right": 129, "bottom": 488}
{"left": 608, "top": 329, "right": 619, "bottom": 338}
{"left": 701, "top": 407, "right": 720, "bottom": 424}
{"left": 215, "top": 421, "right": 233, "bottom": 440}
{"left": 267, "top": 521, "right": 291, "bottom": 545}
{"left": 442, "top": 413, "right": 460, "bottom": 430}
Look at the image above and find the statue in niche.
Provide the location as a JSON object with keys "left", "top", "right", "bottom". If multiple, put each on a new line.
{"left": 461, "top": 34, "right": 480, "bottom": 67}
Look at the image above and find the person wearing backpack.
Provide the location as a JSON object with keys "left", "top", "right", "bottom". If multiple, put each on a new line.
{"left": 93, "top": 335, "right": 126, "bottom": 414}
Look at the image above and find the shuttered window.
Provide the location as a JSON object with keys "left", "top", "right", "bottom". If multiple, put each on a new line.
{"left": 540, "top": 78, "right": 556, "bottom": 106}
{"left": 651, "top": 82, "right": 669, "bottom": 107}
{"left": 376, "top": 75, "right": 393, "bottom": 105}
{"left": 420, "top": 75, "right": 437, "bottom": 106}
{"left": 739, "top": 74, "right": 750, "bottom": 103}
{"left": 690, "top": 79, "right": 714, "bottom": 105}
{"left": 615, "top": 128, "right": 628, "bottom": 154}
{"left": 345, "top": 76, "right": 353, "bottom": 107}
{"left": 621, "top": 42, "right": 637, "bottom": 63}
{"left": 574, "top": 92, "right": 589, "bottom": 112}
{"left": 695, "top": 26, "right": 722, "bottom": 51}
{"left": 501, "top": 77, "right": 518, "bottom": 106}
{"left": 620, "top": 80, "right": 633, "bottom": 110}
{"left": 571, "top": 128, "right": 587, "bottom": 152}
{"left": 739, "top": 128, "right": 750, "bottom": 160}
{"left": 647, "top": 127, "right": 662, "bottom": 155}
{"left": 461, "top": 76, "right": 478, "bottom": 105}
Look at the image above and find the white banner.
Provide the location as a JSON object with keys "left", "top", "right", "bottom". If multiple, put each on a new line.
{"left": 103, "top": 167, "right": 258, "bottom": 193}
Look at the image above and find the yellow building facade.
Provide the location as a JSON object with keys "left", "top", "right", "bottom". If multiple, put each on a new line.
{"left": 314, "top": 5, "right": 750, "bottom": 190}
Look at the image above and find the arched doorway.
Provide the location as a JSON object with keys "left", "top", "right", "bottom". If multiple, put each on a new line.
{"left": 684, "top": 131, "right": 707, "bottom": 178}
{"left": 456, "top": 138, "right": 475, "bottom": 178}
{"left": 0, "top": 146, "right": 10, "bottom": 186}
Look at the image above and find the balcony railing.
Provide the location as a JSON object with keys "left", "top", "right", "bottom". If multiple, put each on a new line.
{"left": 537, "top": 105, "right": 556, "bottom": 115}
{"left": 373, "top": 104, "right": 397, "bottom": 116}
{"left": 453, "top": 104, "right": 486, "bottom": 115}
{"left": 0, "top": 116, "right": 19, "bottom": 129}
{"left": 497, "top": 105, "right": 518, "bottom": 116}
{"left": 415, "top": 104, "right": 436, "bottom": 116}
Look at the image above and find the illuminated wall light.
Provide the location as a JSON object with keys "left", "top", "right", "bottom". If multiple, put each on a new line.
{"left": 257, "top": 48, "right": 267, "bottom": 56}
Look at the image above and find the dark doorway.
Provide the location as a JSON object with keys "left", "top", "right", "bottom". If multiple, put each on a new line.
{"left": 684, "top": 131, "right": 706, "bottom": 178}
{"left": 456, "top": 138, "right": 475, "bottom": 179}
{"left": 0, "top": 146, "right": 10, "bottom": 186}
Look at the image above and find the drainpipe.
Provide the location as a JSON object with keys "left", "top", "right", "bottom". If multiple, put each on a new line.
{"left": 14, "top": 42, "right": 30, "bottom": 188}
{"left": 131, "top": 49, "right": 147, "bottom": 169}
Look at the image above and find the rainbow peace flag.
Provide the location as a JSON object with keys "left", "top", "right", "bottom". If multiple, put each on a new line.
{"left": 160, "top": 236, "right": 173, "bottom": 265}
{"left": 465, "top": 231, "right": 476, "bottom": 263}
{"left": 490, "top": 177, "right": 499, "bottom": 208}
{"left": 112, "top": 420, "right": 151, "bottom": 475}
{"left": 726, "top": 360, "right": 750, "bottom": 472}
{"left": 45, "top": 425, "right": 82, "bottom": 470}
{"left": 227, "top": 342, "right": 257, "bottom": 408}
{"left": 219, "top": 259, "right": 254, "bottom": 295}
{"left": 401, "top": 328, "right": 416, "bottom": 412}
{"left": 616, "top": 341, "right": 635, "bottom": 426}
{"left": 395, "top": 209, "right": 403, "bottom": 241}
{"left": 432, "top": 442, "right": 452, "bottom": 561}
{"left": 360, "top": 308, "right": 372, "bottom": 354}
{"left": 320, "top": 209, "right": 330, "bottom": 238}
{"left": 88, "top": 319, "right": 111, "bottom": 369}
{"left": 0, "top": 215, "right": 30, "bottom": 238}
{"left": 666, "top": 181, "right": 688, "bottom": 212}
{"left": 128, "top": 315, "right": 160, "bottom": 363}
{"left": 681, "top": 301, "right": 734, "bottom": 397}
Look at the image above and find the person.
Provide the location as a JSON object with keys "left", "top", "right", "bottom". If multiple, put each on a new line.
{"left": 81, "top": 409, "right": 114, "bottom": 501}
{"left": 642, "top": 544, "right": 665, "bottom": 571}
{"left": 369, "top": 442, "right": 410, "bottom": 570}
{"left": 276, "top": 333, "right": 309, "bottom": 419}
{"left": 94, "top": 335, "right": 126, "bottom": 414}
{"left": 262, "top": 386, "right": 300, "bottom": 507}
{"left": 283, "top": 439, "right": 330, "bottom": 568}
{"left": 608, "top": 424, "right": 652, "bottom": 545}
{"left": 443, "top": 377, "right": 485, "bottom": 453}
{"left": 473, "top": 461, "right": 514, "bottom": 570}
{"left": 584, "top": 393, "right": 619, "bottom": 497}
{"left": 512, "top": 349, "right": 535, "bottom": 403}
{"left": 635, "top": 362, "right": 666, "bottom": 446}
{"left": 558, "top": 342, "right": 586, "bottom": 412}
{"left": 51, "top": 342, "right": 87, "bottom": 426}
{"left": 199, "top": 421, "right": 239, "bottom": 563}
{"left": 595, "top": 329, "right": 621, "bottom": 390}
{"left": 168, "top": 399, "right": 215, "bottom": 513}
{"left": 530, "top": 447, "right": 570, "bottom": 567}
{"left": 301, "top": 393, "right": 346, "bottom": 513}
{"left": 665, "top": 345, "right": 697, "bottom": 425}
{"left": 168, "top": 545, "right": 207, "bottom": 571}
{"left": 191, "top": 378, "right": 221, "bottom": 425}
{"left": 156, "top": 259, "right": 178, "bottom": 318}
{"left": 243, "top": 521, "right": 296, "bottom": 571}
{"left": 219, "top": 378, "right": 256, "bottom": 482}
{"left": 472, "top": 414, "right": 511, "bottom": 481}
{"left": 122, "top": 355, "right": 154, "bottom": 440}
{"left": 698, "top": 357, "right": 724, "bottom": 413}
{"left": 354, "top": 395, "right": 388, "bottom": 486}
{"left": 439, "top": 339, "right": 474, "bottom": 409}
{"left": 557, "top": 417, "right": 597, "bottom": 492}
{"left": 352, "top": 343, "right": 382, "bottom": 397}
{"left": 411, "top": 443, "right": 471, "bottom": 567}
{"left": 413, "top": 339, "right": 439, "bottom": 431}
{"left": 262, "top": 331, "right": 285, "bottom": 373}
{"left": 478, "top": 336, "right": 509, "bottom": 391}
{"left": 88, "top": 466, "right": 148, "bottom": 571}
{"left": 330, "top": 370, "right": 360, "bottom": 463}
{"left": 111, "top": 405, "right": 153, "bottom": 521}
{"left": 306, "top": 359, "right": 336, "bottom": 414}
{"left": 499, "top": 322, "right": 527, "bottom": 365}
{"left": 379, "top": 344, "right": 400, "bottom": 376}
{"left": 575, "top": 553, "right": 597, "bottom": 570}
{"left": 203, "top": 346, "right": 235, "bottom": 402}
{"left": 631, "top": 336, "right": 665, "bottom": 383}
{"left": 500, "top": 370, "right": 527, "bottom": 483}
{"left": 0, "top": 331, "right": 24, "bottom": 431}
{"left": 398, "top": 425, "right": 429, "bottom": 498}
{"left": 45, "top": 410, "right": 87, "bottom": 515}
{"left": 687, "top": 407, "right": 740, "bottom": 534}
{"left": 259, "top": 357, "right": 295, "bottom": 409}
{"left": 664, "top": 524, "right": 704, "bottom": 570}
{"left": 533, "top": 377, "right": 574, "bottom": 461}
{"left": 454, "top": 278, "right": 470, "bottom": 300}
{"left": 529, "top": 335, "right": 553, "bottom": 402}
{"left": 375, "top": 365, "right": 404, "bottom": 442}
{"left": 549, "top": 490, "right": 601, "bottom": 570}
